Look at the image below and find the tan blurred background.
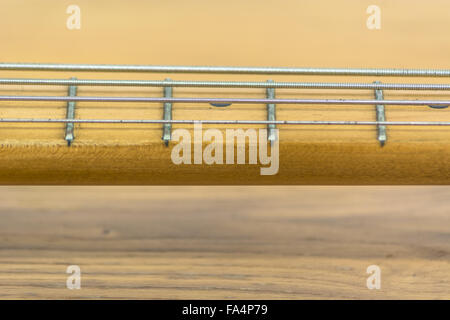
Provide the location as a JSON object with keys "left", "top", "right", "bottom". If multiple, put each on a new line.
{"left": 2, "top": 0, "right": 449, "bottom": 67}
{"left": 0, "top": 0, "right": 449, "bottom": 298}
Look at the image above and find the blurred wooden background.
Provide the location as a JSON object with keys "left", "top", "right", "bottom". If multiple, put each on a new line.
{"left": 0, "top": 186, "right": 448, "bottom": 299}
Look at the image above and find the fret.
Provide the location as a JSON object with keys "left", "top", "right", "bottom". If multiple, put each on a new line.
{"left": 373, "top": 81, "right": 387, "bottom": 146}
{"left": 64, "top": 77, "right": 77, "bottom": 146}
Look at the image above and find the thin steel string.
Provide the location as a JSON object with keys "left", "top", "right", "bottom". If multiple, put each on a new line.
{"left": 1, "top": 78, "right": 450, "bottom": 90}
{"left": 0, "top": 119, "right": 449, "bottom": 126}
{"left": 2, "top": 63, "right": 450, "bottom": 77}
{"left": 0, "top": 95, "right": 449, "bottom": 106}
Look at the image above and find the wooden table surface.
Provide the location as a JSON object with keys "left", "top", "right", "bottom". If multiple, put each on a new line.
{"left": 0, "top": 186, "right": 448, "bottom": 299}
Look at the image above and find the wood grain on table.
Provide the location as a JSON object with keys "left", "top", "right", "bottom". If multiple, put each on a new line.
{"left": 0, "top": 186, "right": 448, "bottom": 299}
